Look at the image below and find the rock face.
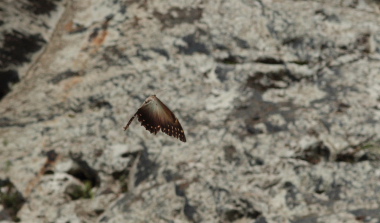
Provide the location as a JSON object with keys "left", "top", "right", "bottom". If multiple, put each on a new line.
{"left": 1, "top": 0, "right": 380, "bottom": 222}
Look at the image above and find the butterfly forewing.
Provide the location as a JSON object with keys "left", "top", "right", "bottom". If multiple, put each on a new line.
{"left": 124, "top": 95, "right": 186, "bottom": 142}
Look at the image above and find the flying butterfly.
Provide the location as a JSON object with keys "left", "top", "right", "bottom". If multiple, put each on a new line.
{"left": 124, "top": 95, "right": 186, "bottom": 142}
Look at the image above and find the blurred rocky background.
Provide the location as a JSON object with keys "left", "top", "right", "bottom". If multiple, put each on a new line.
{"left": 1, "top": 0, "right": 380, "bottom": 222}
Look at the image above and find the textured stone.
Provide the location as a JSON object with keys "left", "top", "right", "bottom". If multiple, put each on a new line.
{"left": 1, "top": 0, "right": 380, "bottom": 222}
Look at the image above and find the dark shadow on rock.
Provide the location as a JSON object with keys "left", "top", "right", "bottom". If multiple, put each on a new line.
{"left": 0, "top": 29, "right": 46, "bottom": 100}
{"left": 223, "top": 145, "right": 241, "bottom": 165}
{"left": 177, "top": 32, "right": 209, "bottom": 55}
{"left": 0, "top": 30, "right": 46, "bottom": 68}
{"left": 134, "top": 143, "right": 159, "bottom": 187}
{"left": 222, "top": 198, "right": 261, "bottom": 222}
{"left": 283, "top": 182, "right": 302, "bottom": 210}
{"left": 162, "top": 169, "right": 182, "bottom": 182}
{"left": 175, "top": 182, "right": 202, "bottom": 222}
{"left": 215, "top": 54, "right": 245, "bottom": 65}
{"left": 295, "top": 141, "right": 331, "bottom": 164}
{"left": 68, "top": 152, "right": 101, "bottom": 187}
{"left": 40, "top": 149, "right": 59, "bottom": 175}
{"left": 0, "top": 70, "right": 20, "bottom": 100}
{"left": 112, "top": 150, "right": 141, "bottom": 193}
{"left": 0, "top": 178, "right": 25, "bottom": 222}
{"left": 153, "top": 7, "right": 203, "bottom": 29}
{"left": 350, "top": 209, "right": 380, "bottom": 221}
{"left": 291, "top": 215, "right": 318, "bottom": 223}
{"left": 231, "top": 91, "right": 296, "bottom": 137}
{"left": 246, "top": 69, "right": 300, "bottom": 92}
{"left": 49, "top": 70, "right": 84, "bottom": 84}
{"left": 254, "top": 57, "right": 284, "bottom": 64}
{"left": 24, "top": 0, "right": 59, "bottom": 15}
{"left": 335, "top": 135, "right": 379, "bottom": 163}
{"left": 88, "top": 95, "right": 113, "bottom": 110}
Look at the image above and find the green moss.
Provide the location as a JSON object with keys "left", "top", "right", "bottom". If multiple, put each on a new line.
{"left": 82, "top": 181, "right": 94, "bottom": 199}
{"left": 66, "top": 181, "right": 94, "bottom": 200}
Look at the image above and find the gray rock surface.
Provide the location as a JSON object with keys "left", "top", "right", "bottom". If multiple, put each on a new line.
{"left": 1, "top": 0, "right": 380, "bottom": 222}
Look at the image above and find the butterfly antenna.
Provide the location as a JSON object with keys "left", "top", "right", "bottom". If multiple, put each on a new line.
{"left": 124, "top": 113, "right": 137, "bottom": 131}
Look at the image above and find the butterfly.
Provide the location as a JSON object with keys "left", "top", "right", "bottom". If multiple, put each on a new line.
{"left": 124, "top": 95, "right": 186, "bottom": 142}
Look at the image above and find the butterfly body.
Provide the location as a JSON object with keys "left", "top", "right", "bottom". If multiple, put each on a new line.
{"left": 124, "top": 95, "right": 186, "bottom": 142}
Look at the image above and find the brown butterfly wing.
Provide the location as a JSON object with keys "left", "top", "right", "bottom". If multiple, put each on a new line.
{"left": 124, "top": 96, "right": 186, "bottom": 142}
{"left": 155, "top": 98, "right": 186, "bottom": 142}
{"left": 136, "top": 97, "right": 186, "bottom": 142}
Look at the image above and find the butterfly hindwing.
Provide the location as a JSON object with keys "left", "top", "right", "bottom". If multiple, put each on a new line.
{"left": 155, "top": 97, "right": 186, "bottom": 142}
